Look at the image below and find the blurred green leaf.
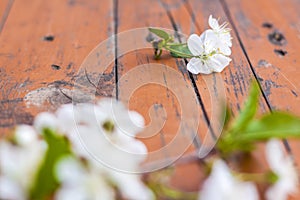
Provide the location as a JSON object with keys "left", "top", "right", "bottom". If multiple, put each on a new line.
{"left": 230, "top": 81, "right": 260, "bottom": 134}
{"left": 218, "top": 112, "right": 300, "bottom": 154}
{"left": 237, "top": 112, "right": 300, "bottom": 141}
{"left": 148, "top": 28, "right": 170, "bottom": 40}
{"left": 30, "top": 129, "right": 71, "bottom": 200}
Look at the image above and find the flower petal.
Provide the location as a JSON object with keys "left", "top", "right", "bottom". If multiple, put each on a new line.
{"left": 187, "top": 58, "right": 212, "bottom": 74}
{"left": 34, "top": 112, "right": 58, "bottom": 133}
{"left": 0, "top": 176, "right": 25, "bottom": 200}
{"left": 208, "top": 15, "right": 220, "bottom": 30}
{"left": 220, "top": 32, "right": 232, "bottom": 47}
{"left": 109, "top": 172, "right": 154, "bottom": 200}
{"left": 208, "top": 54, "right": 231, "bottom": 72}
{"left": 187, "top": 34, "right": 204, "bottom": 56}
{"left": 265, "top": 139, "right": 299, "bottom": 200}
{"left": 200, "top": 160, "right": 259, "bottom": 200}
{"left": 14, "top": 125, "right": 38, "bottom": 146}
{"left": 266, "top": 139, "right": 285, "bottom": 173}
{"left": 218, "top": 44, "right": 231, "bottom": 56}
{"left": 201, "top": 30, "right": 218, "bottom": 54}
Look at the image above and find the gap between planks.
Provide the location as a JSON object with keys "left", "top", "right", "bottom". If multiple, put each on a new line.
{"left": 113, "top": 0, "right": 119, "bottom": 100}
{"left": 159, "top": 0, "right": 216, "bottom": 149}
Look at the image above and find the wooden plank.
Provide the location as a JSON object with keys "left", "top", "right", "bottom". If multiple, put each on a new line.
{"left": 116, "top": 0, "right": 214, "bottom": 190}
{"left": 0, "top": 0, "right": 114, "bottom": 133}
{"left": 222, "top": 0, "right": 300, "bottom": 114}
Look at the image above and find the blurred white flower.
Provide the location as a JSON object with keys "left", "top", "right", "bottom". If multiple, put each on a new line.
{"left": 35, "top": 98, "right": 153, "bottom": 200}
{"left": 55, "top": 156, "right": 115, "bottom": 200}
{"left": 200, "top": 159, "right": 259, "bottom": 200}
{"left": 187, "top": 32, "right": 231, "bottom": 74}
{"left": 34, "top": 112, "right": 59, "bottom": 133}
{"left": 0, "top": 176, "right": 25, "bottom": 200}
{"left": 265, "top": 139, "right": 299, "bottom": 200}
{"left": 0, "top": 125, "right": 47, "bottom": 200}
{"left": 208, "top": 15, "right": 232, "bottom": 55}
{"left": 51, "top": 99, "right": 147, "bottom": 170}
{"left": 108, "top": 170, "right": 154, "bottom": 200}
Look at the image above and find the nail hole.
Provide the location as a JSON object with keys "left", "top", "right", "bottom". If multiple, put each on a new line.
{"left": 43, "top": 35, "right": 55, "bottom": 42}
{"left": 67, "top": 62, "right": 73, "bottom": 70}
{"left": 274, "top": 49, "right": 287, "bottom": 56}
{"left": 268, "top": 30, "right": 286, "bottom": 46}
{"left": 51, "top": 64, "right": 61, "bottom": 70}
{"left": 262, "top": 22, "right": 273, "bottom": 29}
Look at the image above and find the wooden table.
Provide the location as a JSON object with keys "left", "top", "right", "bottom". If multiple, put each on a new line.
{"left": 1, "top": 0, "right": 300, "bottom": 198}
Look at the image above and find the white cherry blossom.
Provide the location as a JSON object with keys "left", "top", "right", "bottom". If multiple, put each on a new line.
{"left": 265, "top": 139, "right": 299, "bottom": 200}
{"left": 208, "top": 15, "right": 232, "bottom": 55}
{"left": 187, "top": 31, "right": 232, "bottom": 74}
{"left": 199, "top": 159, "right": 259, "bottom": 200}
{"left": 55, "top": 156, "right": 115, "bottom": 200}
{"left": 0, "top": 125, "right": 47, "bottom": 200}
{"left": 34, "top": 98, "right": 153, "bottom": 200}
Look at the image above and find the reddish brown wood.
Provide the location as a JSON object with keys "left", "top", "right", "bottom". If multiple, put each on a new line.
{"left": 0, "top": 0, "right": 114, "bottom": 133}
{"left": 0, "top": 0, "right": 12, "bottom": 32}
{"left": 0, "top": 0, "right": 299, "bottom": 198}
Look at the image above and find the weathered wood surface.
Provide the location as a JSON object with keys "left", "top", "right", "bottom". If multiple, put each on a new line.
{"left": 0, "top": 0, "right": 114, "bottom": 131}
{"left": 0, "top": 0, "right": 300, "bottom": 198}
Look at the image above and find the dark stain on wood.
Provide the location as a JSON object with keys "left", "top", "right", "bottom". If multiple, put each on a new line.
{"left": 274, "top": 49, "right": 287, "bottom": 56}
{"left": 67, "top": 62, "right": 73, "bottom": 70}
{"left": 262, "top": 22, "right": 273, "bottom": 29}
{"left": 268, "top": 30, "right": 287, "bottom": 46}
{"left": 51, "top": 64, "right": 61, "bottom": 70}
{"left": 257, "top": 59, "right": 269, "bottom": 67}
{"left": 43, "top": 35, "right": 55, "bottom": 42}
{"left": 263, "top": 79, "right": 283, "bottom": 98}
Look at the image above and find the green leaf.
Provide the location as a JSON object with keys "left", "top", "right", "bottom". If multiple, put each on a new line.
{"left": 218, "top": 112, "right": 300, "bottom": 154}
{"left": 168, "top": 43, "right": 193, "bottom": 58}
{"left": 30, "top": 128, "right": 72, "bottom": 200}
{"left": 148, "top": 28, "right": 170, "bottom": 40}
{"left": 237, "top": 112, "right": 300, "bottom": 141}
{"left": 230, "top": 81, "right": 260, "bottom": 133}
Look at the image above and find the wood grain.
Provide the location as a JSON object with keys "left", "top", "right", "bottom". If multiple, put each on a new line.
{"left": 222, "top": 0, "right": 300, "bottom": 113}
{"left": 0, "top": 0, "right": 114, "bottom": 133}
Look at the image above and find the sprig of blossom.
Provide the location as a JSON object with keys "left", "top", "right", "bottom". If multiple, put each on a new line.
{"left": 149, "top": 15, "right": 232, "bottom": 74}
